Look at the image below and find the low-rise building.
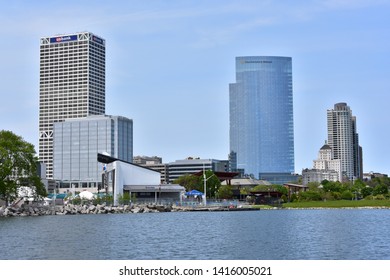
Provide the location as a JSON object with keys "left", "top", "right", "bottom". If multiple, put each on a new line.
{"left": 363, "top": 172, "right": 388, "bottom": 181}
{"left": 302, "top": 142, "right": 342, "bottom": 185}
{"left": 98, "top": 153, "right": 184, "bottom": 205}
{"left": 135, "top": 156, "right": 229, "bottom": 183}
{"left": 167, "top": 158, "right": 228, "bottom": 183}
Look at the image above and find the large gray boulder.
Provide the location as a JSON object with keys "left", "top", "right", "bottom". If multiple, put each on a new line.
{"left": 0, "top": 206, "right": 5, "bottom": 216}
{"left": 131, "top": 207, "right": 143, "bottom": 214}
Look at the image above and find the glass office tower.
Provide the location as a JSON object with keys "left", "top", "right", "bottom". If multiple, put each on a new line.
{"left": 39, "top": 32, "right": 105, "bottom": 179}
{"left": 53, "top": 115, "right": 133, "bottom": 189}
{"left": 229, "top": 56, "right": 295, "bottom": 183}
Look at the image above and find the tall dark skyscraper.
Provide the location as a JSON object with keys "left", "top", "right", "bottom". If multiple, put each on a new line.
{"left": 327, "top": 103, "right": 363, "bottom": 180}
{"left": 229, "top": 56, "right": 295, "bottom": 183}
{"left": 39, "top": 32, "right": 105, "bottom": 178}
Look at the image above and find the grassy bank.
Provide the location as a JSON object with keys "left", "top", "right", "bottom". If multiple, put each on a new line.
{"left": 282, "top": 199, "right": 390, "bottom": 208}
{"left": 250, "top": 205, "right": 276, "bottom": 209}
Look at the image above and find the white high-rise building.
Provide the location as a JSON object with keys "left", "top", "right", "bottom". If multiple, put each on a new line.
{"left": 327, "top": 103, "right": 363, "bottom": 180}
{"left": 302, "top": 143, "right": 342, "bottom": 185}
{"left": 39, "top": 32, "right": 105, "bottom": 178}
{"left": 313, "top": 143, "right": 341, "bottom": 177}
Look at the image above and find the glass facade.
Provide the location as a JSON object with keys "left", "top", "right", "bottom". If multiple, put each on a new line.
{"left": 229, "top": 56, "right": 294, "bottom": 180}
{"left": 53, "top": 115, "right": 133, "bottom": 186}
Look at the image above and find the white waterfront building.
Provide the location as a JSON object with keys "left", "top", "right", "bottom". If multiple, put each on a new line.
{"left": 98, "top": 154, "right": 185, "bottom": 206}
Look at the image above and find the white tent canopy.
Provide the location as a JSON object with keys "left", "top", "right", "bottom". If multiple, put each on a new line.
{"left": 78, "top": 191, "right": 94, "bottom": 200}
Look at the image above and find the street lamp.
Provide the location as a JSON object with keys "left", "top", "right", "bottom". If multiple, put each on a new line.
{"left": 203, "top": 165, "right": 207, "bottom": 205}
{"left": 203, "top": 164, "right": 217, "bottom": 206}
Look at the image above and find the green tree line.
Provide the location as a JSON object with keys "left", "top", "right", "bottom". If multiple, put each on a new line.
{"left": 294, "top": 178, "right": 390, "bottom": 202}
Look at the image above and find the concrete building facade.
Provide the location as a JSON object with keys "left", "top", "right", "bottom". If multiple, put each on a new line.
{"left": 39, "top": 32, "right": 106, "bottom": 179}
{"left": 302, "top": 143, "right": 342, "bottom": 185}
{"left": 327, "top": 103, "right": 363, "bottom": 180}
{"left": 135, "top": 157, "right": 229, "bottom": 183}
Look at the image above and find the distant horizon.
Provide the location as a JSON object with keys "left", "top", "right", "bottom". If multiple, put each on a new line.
{"left": 1, "top": 1, "right": 389, "bottom": 175}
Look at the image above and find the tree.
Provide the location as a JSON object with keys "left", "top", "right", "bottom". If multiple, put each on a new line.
{"left": 341, "top": 190, "right": 353, "bottom": 200}
{"left": 321, "top": 180, "right": 343, "bottom": 193}
{"left": 202, "top": 170, "right": 221, "bottom": 198}
{"left": 299, "top": 190, "right": 322, "bottom": 201}
{"left": 0, "top": 130, "right": 46, "bottom": 205}
{"left": 217, "top": 185, "right": 233, "bottom": 199}
{"left": 361, "top": 186, "right": 373, "bottom": 198}
{"left": 373, "top": 184, "right": 388, "bottom": 196}
{"left": 307, "top": 181, "right": 320, "bottom": 190}
{"left": 173, "top": 174, "right": 200, "bottom": 191}
{"left": 174, "top": 170, "right": 221, "bottom": 198}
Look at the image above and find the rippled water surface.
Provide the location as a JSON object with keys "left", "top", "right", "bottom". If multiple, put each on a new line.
{"left": 1, "top": 209, "right": 390, "bottom": 260}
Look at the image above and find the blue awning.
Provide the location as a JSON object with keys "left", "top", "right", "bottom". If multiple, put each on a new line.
{"left": 185, "top": 190, "right": 203, "bottom": 196}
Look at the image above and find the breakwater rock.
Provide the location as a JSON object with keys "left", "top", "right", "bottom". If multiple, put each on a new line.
{"left": 0, "top": 203, "right": 173, "bottom": 217}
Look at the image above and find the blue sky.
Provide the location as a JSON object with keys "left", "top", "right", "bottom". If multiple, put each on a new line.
{"left": 0, "top": 0, "right": 389, "bottom": 174}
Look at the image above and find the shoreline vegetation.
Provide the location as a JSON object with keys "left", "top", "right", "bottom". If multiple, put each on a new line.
{"left": 1, "top": 199, "right": 390, "bottom": 217}
{"left": 282, "top": 199, "right": 390, "bottom": 209}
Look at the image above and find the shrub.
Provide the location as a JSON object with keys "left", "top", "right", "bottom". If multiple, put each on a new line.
{"left": 331, "top": 192, "right": 341, "bottom": 200}
{"left": 341, "top": 190, "right": 353, "bottom": 200}
{"left": 361, "top": 187, "right": 373, "bottom": 198}
{"left": 93, "top": 196, "right": 103, "bottom": 205}
{"left": 299, "top": 191, "right": 322, "bottom": 201}
{"left": 321, "top": 192, "right": 336, "bottom": 201}
{"left": 72, "top": 197, "right": 81, "bottom": 205}
{"left": 118, "top": 192, "right": 131, "bottom": 205}
{"left": 217, "top": 185, "right": 233, "bottom": 199}
{"left": 290, "top": 193, "right": 298, "bottom": 202}
{"left": 374, "top": 194, "right": 386, "bottom": 200}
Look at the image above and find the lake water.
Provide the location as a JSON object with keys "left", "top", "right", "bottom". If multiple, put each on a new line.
{"left": 1, "top": 209, "right": 390, "bottom": 260}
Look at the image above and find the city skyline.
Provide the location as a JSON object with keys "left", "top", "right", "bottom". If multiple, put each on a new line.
{"left": 0, "top": 1, "right": 390, "bottom": 174}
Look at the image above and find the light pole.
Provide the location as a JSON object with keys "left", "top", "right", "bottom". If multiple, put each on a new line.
{"left": 203, "top": 164, "right": 217, "bottom": 206}
{"left": 203, "top": 164, "right": 207, "bottom": 205}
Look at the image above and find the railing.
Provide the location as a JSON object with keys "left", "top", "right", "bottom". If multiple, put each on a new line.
{"left": 129, "top": 198, "right": 176, "bottom": 206}
{"left": 177, "top": 199, "right": 243, "bottom": 208}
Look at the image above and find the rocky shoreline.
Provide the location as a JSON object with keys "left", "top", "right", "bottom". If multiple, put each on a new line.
{"left": 2, "top": 204, "right": 388, "bottom": 217}
{"left": 0, "top": 203, "right": 176, "bottom": 217}
{"left": 0, "top": 203, "right": 262, "bottom": 217}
